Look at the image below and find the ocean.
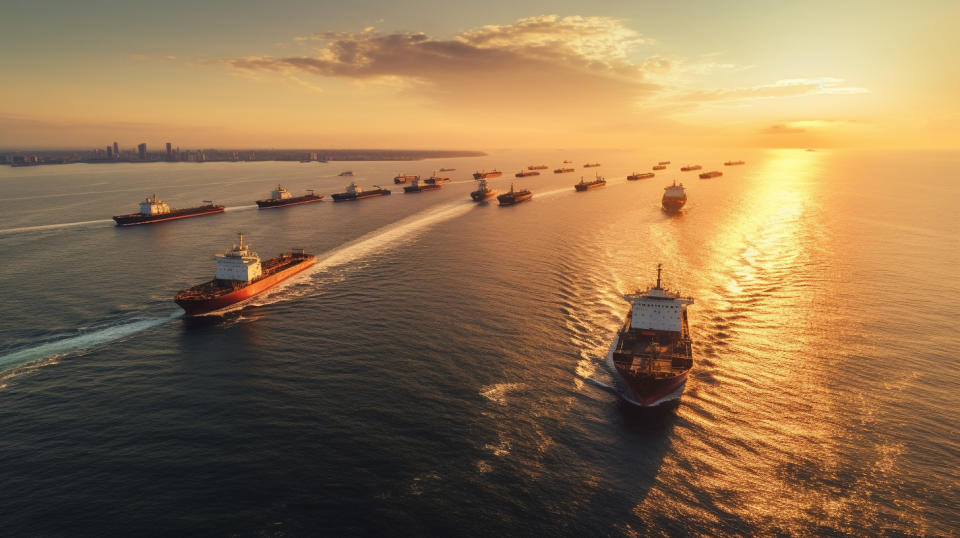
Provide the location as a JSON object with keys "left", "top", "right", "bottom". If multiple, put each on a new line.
{"left": 0, "top": 149, "right": 957, "bottom": 535}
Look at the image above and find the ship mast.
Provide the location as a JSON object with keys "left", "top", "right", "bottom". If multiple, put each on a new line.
{"left": 656, "top": 263, "right": 662, "bottom": 289}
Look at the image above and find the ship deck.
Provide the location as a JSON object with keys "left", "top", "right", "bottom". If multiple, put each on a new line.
{"left": 612, "top": 310, "right": 693, "bottom": 377}
{"left": 177, "top": 254, "right": 312, "bottom": 300}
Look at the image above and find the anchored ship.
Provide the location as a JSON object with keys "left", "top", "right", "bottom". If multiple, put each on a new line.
{"left": 606, "top": 264, "right": 695, "bottom": 407}
{"left": 332, "top": 182, "right": 391, "bottom": 201}
{"left": 473, "top": 170, "right": 503, "bottom": 180}
{"left": 338, "top": 171, "right": 354, "bottom": 176}
{"left": 516, "top": 170, "right": 540, "bottom": 177}
{"left": 470, "top": 178, "right": 498, "bottom": 201}
{"left": 256, "top": 185, "right": 323, "bottom": 208}
{"left": 527, "top": 165, "right": 549, "bottom": 170}
{"left": 113, "top": 194, "right": 224, "bottom": 226}
{"left": 583, "top": 163, "right": 601, "bottom": 168}
{"left": 439, "top": 167, "right": 456, "bottom": 172}
{"left": 627, "top": 172, "right": 655, "bottom": 180}
{"left": 575, "top": 175, "right": 606, "bottom": 191}
{"left": 497, "top": 184, "right": 533, "bottom": 206}
{"left": 653, "top": 165, "right": 667, "bottom": 171}
{"left": 554, "top": 167, "right": 575, "bottom": 174}
{"left": 394, "top": 174, "right": 419, "bottom": 184}
{"left": 724, "top": 160, "right": 745, "bottom": 166}
{"left": 658, "top": 161, "right": 671, "bottom": 165}
{"left": 174, "top": 233, "right": 316, "bottom": 316}
{"left": 424, "top": 172, "right": 451, "bottom": 185}
{"left": 680, "top": 165, "right": 702, "bottom": 172}
{"left": 662, "top": 181, "right": 687, "bottom": 212}
{"left": 404, "top": 177, "right": 442, "bottom": 193}
{"left": 699, "top": 171, "right": 723, "bottom": 179}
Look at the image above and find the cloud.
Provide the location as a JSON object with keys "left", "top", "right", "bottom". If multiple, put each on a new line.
{"left": 763, "top": 124, "right": 807, "bottom": 135}
{"left": 762, "top": 119, "right": 849, "bottom": 135}
{"left": 675, "top": 78, "right": 868, "bottom": 103}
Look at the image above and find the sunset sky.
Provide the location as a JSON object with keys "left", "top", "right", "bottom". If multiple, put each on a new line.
{"left": 2, "top": 0, "right": 957, "bottom": 150}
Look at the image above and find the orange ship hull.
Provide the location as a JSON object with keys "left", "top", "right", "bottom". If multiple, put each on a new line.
{"left": 175, "top": 257, "right": 316, "bottom": 316}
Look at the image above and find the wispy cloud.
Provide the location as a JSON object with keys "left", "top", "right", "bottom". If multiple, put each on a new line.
{"left": 674, "top": 78, "right": 868, "bottom": 103}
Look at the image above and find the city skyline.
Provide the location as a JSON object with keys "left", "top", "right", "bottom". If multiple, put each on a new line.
{"left": 1, "top": 0, "right": 957, "bottom": 150}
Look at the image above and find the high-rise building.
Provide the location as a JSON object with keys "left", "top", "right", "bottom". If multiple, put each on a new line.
{"left": 113, "top": 141, "right": 119, "bottom": 159}
{"left": 166, "top": 142, "right": 172, "bottom": 161}
{"left": 106, "top": 145, "right": 112, "bottom": 159}
{"left": 137, "top": 143, "right": 147, "bottom": 160}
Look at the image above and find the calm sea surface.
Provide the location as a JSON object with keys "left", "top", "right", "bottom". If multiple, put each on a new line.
{"left": 0, "top": 149, "right": 957, "bottom": 535}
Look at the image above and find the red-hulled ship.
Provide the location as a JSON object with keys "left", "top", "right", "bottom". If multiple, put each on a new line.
{"left": 473, "top": 170, "right": 502, "bottom": 180}
{"left": 699, "top": 171, "right": 722, "bottom": 179}
{"left": 174, "top": 233, "right": 316, "bottom": 316}
{"left": 606, "top": 264, "right": 694, "bottom": 407}
{"left": 256, "top": 184, "right": 323, "bottom": 208}
{"left": 113, "top": 194, "right": 224, "bottom": 226}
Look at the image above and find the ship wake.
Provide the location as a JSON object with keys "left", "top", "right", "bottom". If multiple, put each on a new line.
{"left": 0, "top": 219, "right": 114, "bottom": 235}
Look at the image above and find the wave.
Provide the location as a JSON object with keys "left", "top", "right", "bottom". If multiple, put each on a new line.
{"left": 0, "top": 311, "right": 182, "bottom": 374}
{"left": 0, "top": 219, "right": 115, "bottom": 235}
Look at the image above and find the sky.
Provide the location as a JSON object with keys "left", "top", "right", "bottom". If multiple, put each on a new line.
{"left": 1, "top": 0, "right": 957, "bottom": 150}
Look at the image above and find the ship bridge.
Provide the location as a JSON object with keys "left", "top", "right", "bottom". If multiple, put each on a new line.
{"left": 626, "top": 265, "right": 693, "bottom": 332}
{"left": 215, "top": 233, "right": 262, "bottom": 282}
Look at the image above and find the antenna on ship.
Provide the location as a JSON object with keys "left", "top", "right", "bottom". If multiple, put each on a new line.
{"left": 237, "top": 231, "right": 244, "bottom": 249}
{"left": 656, "top": 263, "right": 662, "bottom": 289}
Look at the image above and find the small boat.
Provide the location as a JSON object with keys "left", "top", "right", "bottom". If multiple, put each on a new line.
{"left": 497, "top": 184, "right": 533, "bottom": 206}
{"left": 658, "top": 161, "right": 671, "bottom": 165}
{"left": 473, "top": 170, "right": 503, "bottom": 180}
{"left": 627, "top": 172, "right": 655, "bottom": 181}
{"left": 699, "top": 171, "right": 722, "bottom": 179}
{"left": 680, "top": 165, "right": 702, "bottom": 172}
{"left": 653, "top": 165, "right": 667, "bottom": 171}
{"left": 724, "top": 160, "right": 745, "bottom": 166}
{"left": 256, "top": 185, "right": 324, "bottom": 208}
{"left": 332, "top": 182, "right": 392, "bottom": 201}
{"left": 393, "top": 174, "right": 419, "bottom": 184}
{"left": 583, "top": 163, "right": 601, "bottom": 168}
{"left": 338, "top": 171, "right": 354, "bottom": 176}
{"left": 527, "top": 165, "right": 549, "bottom": 170}
{"left": 470, "top": 178, "right": 498, "bottom": 202}
{"left": 575, "top": 175, "right": 606, "bottom": 191}
{"left": 516, "top": 170, "right": 540, "bottom": 177}
{"left": 554, "top": 167, "right": 575, "bottom": 174}
{"left": 404, "top": 178, "right": 442, "bottom": 193}
{"left": 439, "top": 167, "right": 456, "bottom": 171}
{"left": 424, "top": 172, "right": 451, "bottom": 184}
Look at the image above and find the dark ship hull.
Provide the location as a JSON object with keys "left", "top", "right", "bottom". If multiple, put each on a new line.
{"left": 174, "top": 253, "right": 316, "bottom": 316}
{"left": 627, "top": 173, "right": 655, "bottom": 180}
{"left": 575, "top": 181, "right": 605, "bottom": 191}
{"left": 473, "top": 171, "right": 503, "bottom": 179}
{"left": 662, "top": 197, "right": 686, "bottom": 212}
{"left": 403, "top": 184, "right": 441, "bottom": 193}
{"left": 497, "top": 191, "right": 532, "bottom": 205}
{"left": 332, "top": 189, "right": 392, "bottom": 201}
{"left": 607, "top": 310, "right": 693, "bottom": 407}
{"left": 256, "top": 194, "right": 324, "bottom": 208}
{"left": 424, "top": 177, "right": 451, "bottom": 185}
{"left": 113, "top": 204, "right": 224, "bottom": 226}
{"left": 471, "top": 189, "right": 497, "bottom": 201}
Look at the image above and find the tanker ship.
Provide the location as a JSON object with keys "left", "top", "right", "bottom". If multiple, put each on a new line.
{"left": 497, "top": 184, "right": 532, "bottom": 206}
{"left": 256, "top": 185, "right": 323, "bottom": 208}
{"left": 332, "top": 182, "right": 391, "bottom": 201}
{"left": 403, "top": 177, "right": 442, "bottom": 193}
{"left": 424, "top": 172, "right": 451, "bottom": 185}
{"left": 174, "top": 233, "right": 316, "bottom": 316}
{"left": 606, "top": 264, "right": 695, "bottom": 407}
{"left": 653, "top": 165, "right": 667, "bottom": 171}
{"left": 575, "top": 175, "right": 606, "bottom": 191}
{"left": 113, "top": 194, "right": 224, "bottom": 226}
{"left": 470, "top": 178, "right": 498, "bottom": 201}
{"left": 394, "top": 174, "right": 419, "bottom": 184}
{"left": 473, "top": 170, "right": 503, "bottom": 180}
{"left": 699, "top": 171, "right": 723, "bottom": 179}
{"left": 515, "top": 170, "right": 540, "bottom": 177}
{"left": 627, "top": 172, "right": 655, "bottom": 180}
{"left": 662, "top": 181, "right": 687, "bottom": 212}
{"left": 680, "top": 165, "right": 702, "bottom": 172}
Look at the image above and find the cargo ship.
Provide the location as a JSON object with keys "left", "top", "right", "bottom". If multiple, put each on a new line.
{"left": 658, "top": 161, "right": 671, "bottom": 165}
{"left": 256, "top": 185, "right": 323, "bottom": 208}
{"left": 699, "top": 171, "right": 723, "bottom": 179}
{"left": 575, "top": 175, "right": 606, "bottom": 191}
{"left": 439, "top": 167, "right": 456, "bottom": 172}
{"left": 394, "top": 174, "right": 419, "bottom": 184}
{"left": 583, "top": 163, "right": 601, "bottom": 168}
{"left": 653, "top": 165, "right": 667, "bottom": 171}
{"left": 332, "top": 182, "right": 391, "bottom": 201}
{"left": 554, "top": 167, "right": 575, "bottom": 174}
{"left": 662, "top": 181, "right": 687, "bottom": 212}
{"left": 527, "top": 165, "right": 549, "bottom": 170}
{"left": 627, "top": 172, "right": 655, "bottom": 180}
{"left": 497, "top": 184, "right": 533, "bottom": 206}
{"left": 470, "top": 178, "right": 498, "bottom": 202}
{"left": 724, "top": 160, "right": 745, "bottom": 166}
{"left": 112, "top": 194, "right": 224, "bottom": 226}
{"left": 174, "top": 233, "right": 315, "bottom": 316}
{"left": 338, "top": 171, "right": 354, "bottom": 176}
{"left": 606, "top": 264, "right": 695, "bottom": 407}
{"left": 473, "top": 170, "right": 503, "bottom": 180}
{"left": 404, "top": 177, "right": 442, "bottom": 193}
{"left": 680, "top": 165, "right": 702, "bottom": 172}
{"left": 516, "top": 170, "right": 540, "bottom": 177}
{"left": 424, "top": 172, "right": 451, "bottom": 185}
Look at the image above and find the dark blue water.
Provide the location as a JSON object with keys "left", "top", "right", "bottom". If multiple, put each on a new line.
{"left": 1, "top": 150, "right": 957, "bottom": 535}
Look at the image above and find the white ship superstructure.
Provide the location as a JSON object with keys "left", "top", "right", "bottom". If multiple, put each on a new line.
{"left": 139, "top": 194, "right": 171, "bottom": 216}
{"left": 270, "top": 185, "right": 292, "bottom": 200}
{"left": 215, "top": 233, "right": 262, "bottom": 282}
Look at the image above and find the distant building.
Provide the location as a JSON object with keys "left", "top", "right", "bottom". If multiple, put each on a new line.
{"left": 166, "top": 142, "right": 172, "bottom": 161}
{"left": 106, "top": 145, "right": 113, "bottom": 159}
{"left": 113, "top": 141, "right": 119, "bottom": 159}
{"left": 138, "top": 143, "right": 147, "bottom": 160}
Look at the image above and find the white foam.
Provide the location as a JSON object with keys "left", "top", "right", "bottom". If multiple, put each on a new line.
{"left": 0, "top": 219, "right": 114, "bottom": 235}
{"left": 0, "top": 311, "right": 182, "bottom": 371}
